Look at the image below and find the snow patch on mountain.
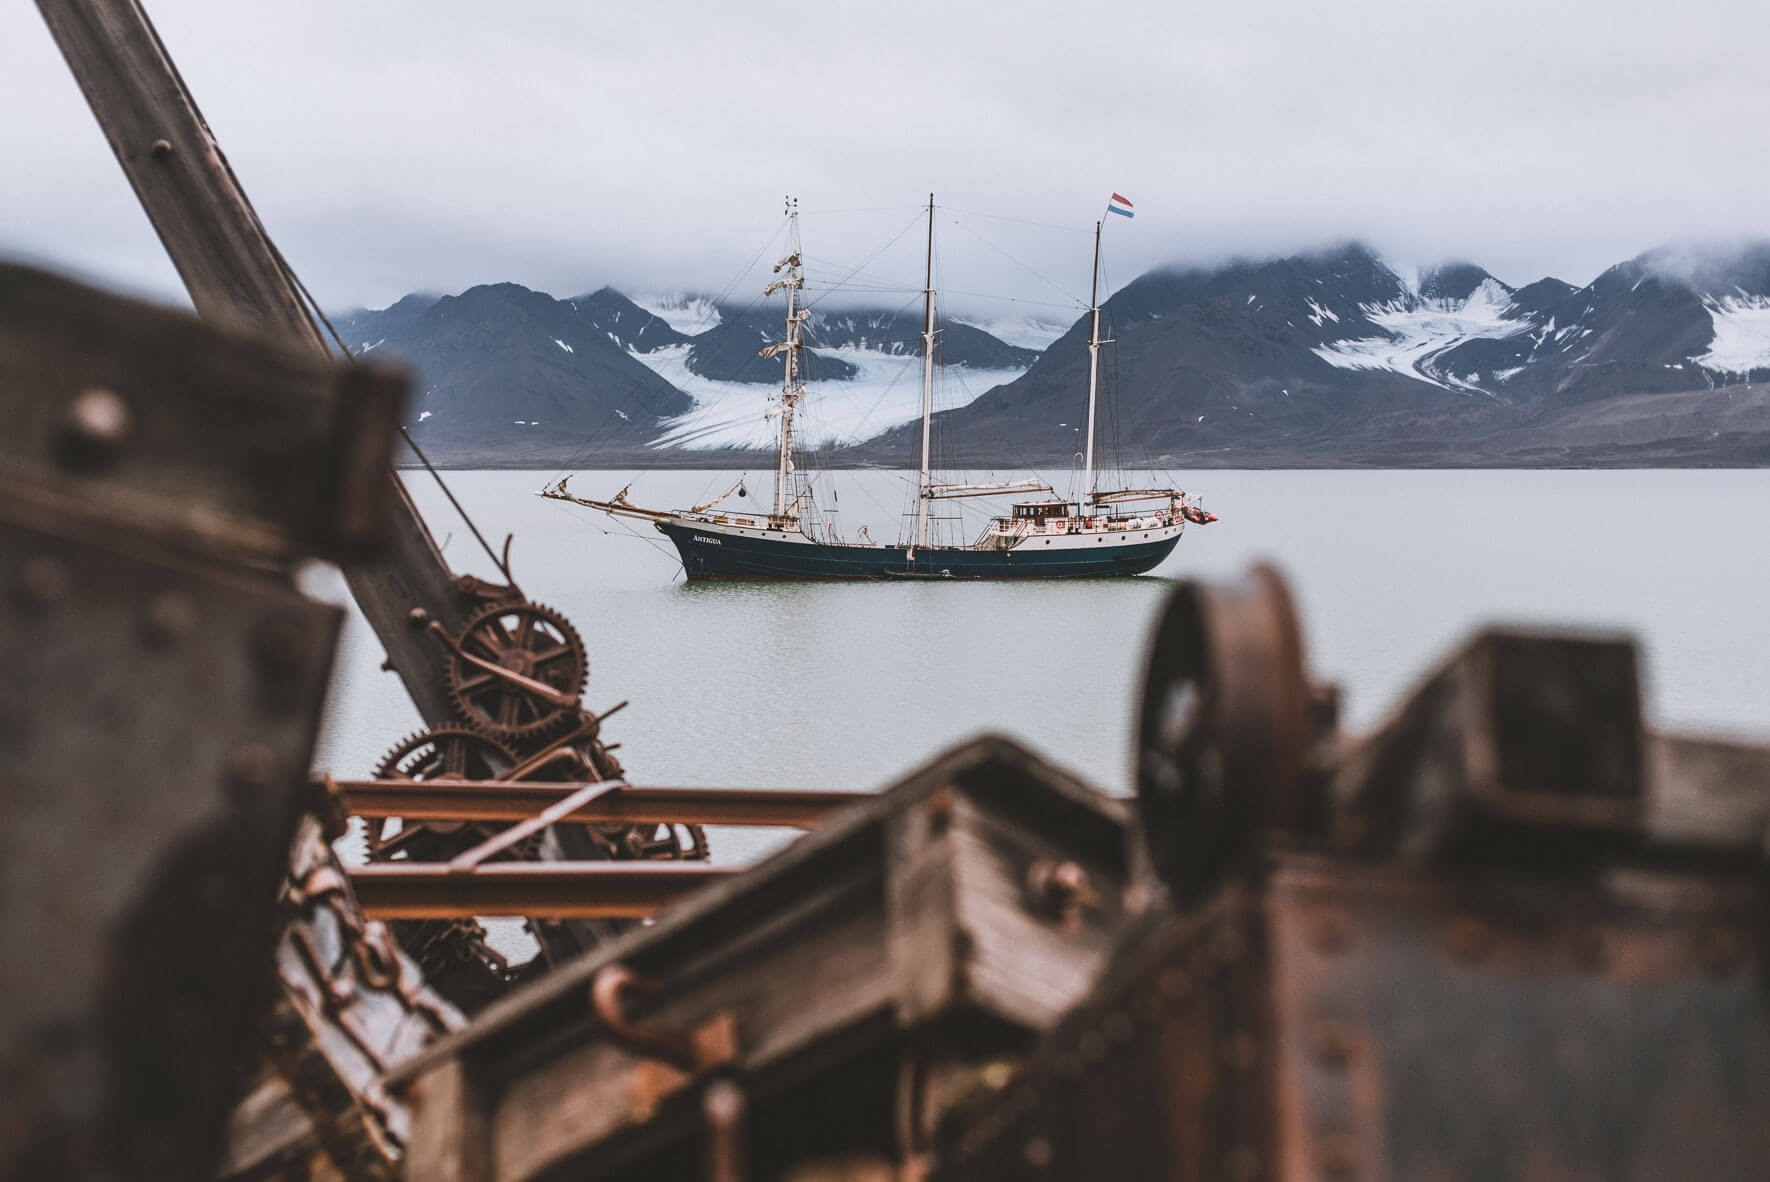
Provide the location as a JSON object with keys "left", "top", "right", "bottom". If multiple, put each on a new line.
{"left": 630, "top": 294, "right": 723, "bottom": 335}
{"left": 1695, "top": 294, "right": 1770, "bottom": 376}
{"left": 949, "top": 314, "right": 1068, "bottom": 351}
{"left": 635, "top": 344, "right": 1019, "bottom": 450}
{"left": 1312, "top": 279, "right": 1526, "bottom": 392}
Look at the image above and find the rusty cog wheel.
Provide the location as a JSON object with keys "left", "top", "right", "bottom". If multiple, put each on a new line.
{"left": 374, "top": 725, "right": 518, "bottom": 781}
{"left": 367, "top": 727, "right": 520, "bottom": 857}
{"left": 445, "top": 601, "right": 588, "bottom": 742}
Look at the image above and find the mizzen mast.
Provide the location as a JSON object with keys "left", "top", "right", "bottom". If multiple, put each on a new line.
{"left": 762, "top": 199, "right": 808, "bottom": 522}
{"left": 915, "top": 193, "right": 938, "bottom": 548}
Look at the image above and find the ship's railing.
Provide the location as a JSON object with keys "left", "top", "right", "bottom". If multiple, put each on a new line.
{"left": 989, "top": 511, "right": 1178, "bottom": 536}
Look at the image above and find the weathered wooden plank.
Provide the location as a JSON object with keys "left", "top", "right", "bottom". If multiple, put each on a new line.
{"left": 407, "top": 1060, "right": 492, "bottom": 1182}
{"left": 949, "top": 800, "right": 1128, "bottom": 1032}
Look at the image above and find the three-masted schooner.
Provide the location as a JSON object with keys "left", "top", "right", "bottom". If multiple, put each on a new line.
{"left": 542, "top": 197, "right": 1214, "bottom": 580}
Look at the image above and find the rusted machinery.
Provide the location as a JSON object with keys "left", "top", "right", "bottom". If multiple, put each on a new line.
{"left": 933, "top": 568, "right": 1770, "bottom": 1181}
{"left": 377, "top": 566, "right": 1770, "bottom": 1182}
{"left": 389, "top": 738, "right": 1132, "bottom": 1182}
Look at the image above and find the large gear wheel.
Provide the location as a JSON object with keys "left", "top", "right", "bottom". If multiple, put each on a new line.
{"left": 445, "top": 601, "right": 588, "bottom": 742}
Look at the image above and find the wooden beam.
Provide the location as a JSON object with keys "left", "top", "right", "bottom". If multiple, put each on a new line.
{"left": 36, "top": 0, "right": 470, "bottom": 726}
{"left": 332, "top": 780, "right": 869, "bottom": 830}
{"left": 348, "top": 862, "right": 737, "bottom": 920}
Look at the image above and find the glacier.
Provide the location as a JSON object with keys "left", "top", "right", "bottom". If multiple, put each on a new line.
{"left": 1696, "top": 294, "right": 1770, "bottom": 377}
{"left": 633, "top": 343, "right": 1026, "bottom": 450}
{"left": 631, "top": 294, "right": 723, "bottom": 335}
{"left": 1311, "top": 278, "right": 1528, "bottom": 393}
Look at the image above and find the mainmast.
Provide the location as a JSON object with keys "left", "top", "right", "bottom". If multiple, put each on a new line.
{"left": 1081, "top": 218, "right": 1103, "bottom": 515}
{"left": 764, "top": 200, "right": 808, "bottom": 521}
{"left": 915, "top": 194, "right": 937, "bottom": 548}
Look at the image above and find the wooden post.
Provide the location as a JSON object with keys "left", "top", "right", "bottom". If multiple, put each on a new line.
{"left": 36, "top": 0, "right": 473, "bottom": 726}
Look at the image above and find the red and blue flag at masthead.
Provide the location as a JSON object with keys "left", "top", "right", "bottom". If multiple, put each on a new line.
{"left": 1107, "top": 193, "right": 1134, "bottom": 218}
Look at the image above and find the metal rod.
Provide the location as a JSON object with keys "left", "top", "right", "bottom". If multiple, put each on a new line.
{"left": 331, "top": 781, "right": 868, "bottom": 829}
{"left": 445, "top": 778, "right": 627, "bottom": 873}
{"left": 348, "top": 862, "right": 737, "bottom": 919}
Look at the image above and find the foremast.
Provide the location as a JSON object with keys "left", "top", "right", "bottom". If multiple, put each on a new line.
{"left": 1081, "top": 218, "right": 1104, "bottom": 516}
{"left": 914, "top": 193, "right": 938, "bottom": 549}
{"left": 762, "top": 200, "right": 809, "bottom": 523}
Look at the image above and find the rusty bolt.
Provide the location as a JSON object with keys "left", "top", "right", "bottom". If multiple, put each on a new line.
{"left": 60, "top": 386, "right": 132, "bottom": 469}
{"left": 149, "top": 138, "right": 173, "bottom": 159}
{"left": 1310, "top": 1021, "right": 1357, "bottom": 1069}
{"left": 1021, "top": 1136, "right": 1053, "bottom": 1169}
{"left": 141, "top": 590, "right": 198, "bottom": 646}
{"left": 978, "top": 1060, "right": 1015, "bottom": 1091}
{"left": 1699, "top": 926, "right": 1745, "bottom": 977}
{"left": 15, "top": 556, "right": 71, "bottom": 611}
{"left": 1025, "top": 858, "right": 1097, "bottom": 924}
{"left": 926, "top": 787, "right": 954, "bottom": 833}
{"left": 1316, "top": 1131, "right": 1362, "bottom": 1178}
{"left": 1443, "top": 916, "right": 1493, "bottom": 964}
{"left": 1222, "top": 1145, "right": 1260, "bottom": 1182}
{"left": 407, "top": 606, "right": 430, "bottom": 626}
{"left": 226, "top": 741, "right": 277, "bottom": 791}
{"left": 1310, "top": 908, "right": 1355, "bottom": 956}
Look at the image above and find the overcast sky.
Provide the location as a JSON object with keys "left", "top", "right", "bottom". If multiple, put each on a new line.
{"left": 5, "top": 0, "right": 1769, "bottom": 322}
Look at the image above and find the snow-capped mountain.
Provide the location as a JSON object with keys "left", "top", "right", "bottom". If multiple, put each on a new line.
{"left": 860, "top": 241, "right": 1770, "bottom": 466}
{"left": 335, "top": 283, "right": 1041, "bottom": 460}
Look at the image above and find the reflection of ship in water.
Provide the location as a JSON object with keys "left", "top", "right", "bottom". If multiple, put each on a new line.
{"left": 543, "top": 197, "right": 1216, "bottom": 580}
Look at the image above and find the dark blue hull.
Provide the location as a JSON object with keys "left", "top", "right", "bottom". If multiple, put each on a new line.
{"left": 657, "top": 522, "right": 1179, "bottom": 581}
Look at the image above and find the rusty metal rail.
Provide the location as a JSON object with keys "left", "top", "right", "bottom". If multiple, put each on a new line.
{"left": 330, "top": 779, "right": 867, "bottom": 830}
{"left": 348, "top": 862, "right": 738, "bottom": 919}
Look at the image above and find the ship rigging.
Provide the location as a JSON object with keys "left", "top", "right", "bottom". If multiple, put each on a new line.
{"left": 541, "top": 195, "right": 1216, "bottom": 579}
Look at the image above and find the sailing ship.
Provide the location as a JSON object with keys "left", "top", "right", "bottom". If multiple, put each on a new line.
{"left": 541, "top": 197, "right": 1215, "bottom": 581}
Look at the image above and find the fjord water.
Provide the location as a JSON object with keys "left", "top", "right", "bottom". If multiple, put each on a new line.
{"left": 314, "top": 469, "right": 1769, "bottom": 860}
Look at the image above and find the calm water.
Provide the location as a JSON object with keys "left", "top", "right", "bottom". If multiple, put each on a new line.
{"left": 312, "top": 468, "right": 1770, "bottom": 861}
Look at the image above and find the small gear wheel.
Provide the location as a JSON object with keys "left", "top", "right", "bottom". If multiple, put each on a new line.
{"left": 375, "top": 725, "right": 518, "bottom": 781}
{"left": 368, "top": 727, "right": 519, "bottom": 857}
{"left": 445, "top": 601, "right": 588, "bottom": 741}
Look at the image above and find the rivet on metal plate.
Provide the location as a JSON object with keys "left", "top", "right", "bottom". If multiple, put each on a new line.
{"left": 1021, "top": 1135, "right": 1053, "bottom": 1169}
